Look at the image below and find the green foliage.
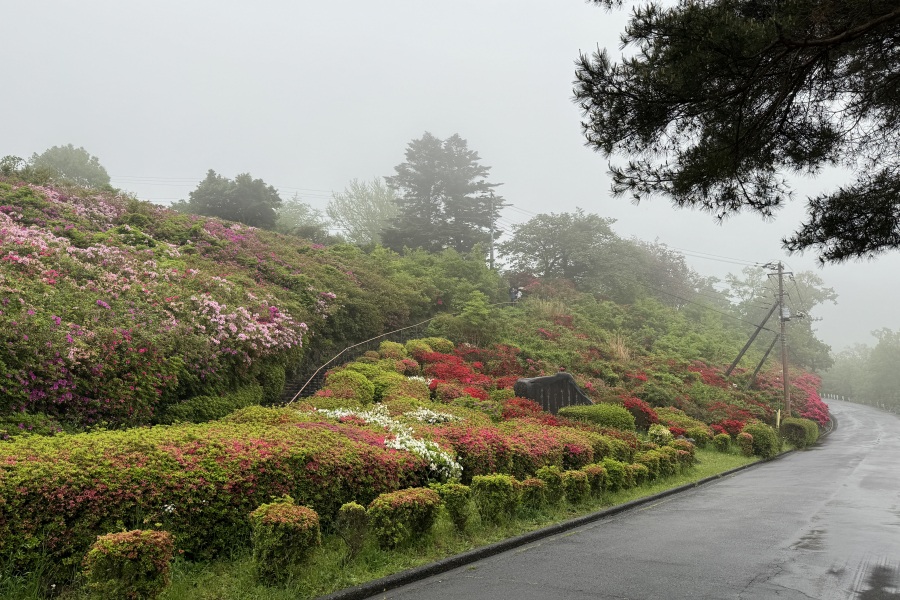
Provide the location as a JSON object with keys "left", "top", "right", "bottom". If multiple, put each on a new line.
{"left": 322, "top": 370, "right": 376, "bottom": 404}
{"left": 600, "top": 458, "right": 630, "bottom": 492}
{"left": 382, "top": 132, "right": 504, "bottom": 254}
{"left": 0, "top": 412, "right": 63, "bottom": 439}
{"left": 327, "top": 178, "right": 399, "bottom": 246}
{"left": 628, "top": 462, "right": 650, "bottom": 486}
{"left": 160, "top": 384, "right": 264, "bottom": 424}
{"left": 334, "top": 502, "right": 368, "bottom": 561}
{"left": 257, "top": 363, "right": 287, "bottom": 404}
{"left": 561, "top": 470, "right": 590, "bottom": 505}
{"left": 420, "top": 337, "right": 455, "bottom": 354}
{"left": 686, "top": 426, "right": 711, "bottom": 448}
{"left": 713, "top": 432, "right": 731, "bottom": 452}
{"left": 404, "top": 339, "right": 433, "bottom": 358}
{"left": 736, "top": 431, "right": 755, "bottom": 457}
{"left": 575, "top": 0, "right": 900, "bottom": 262}
{"left": 558, "top": 403, "right": 636, "bottom": 431}
{"left": 378, "top": 341, "right": 408, "bottom": 359}
{"left": 742, "top": 423, "right": 780, "bottom": 458}
{"left": 582, "top": 464, "right": 607, "bottom": 497}
{"left": 534, "top": 465, "right": 565, "bottom": 505}
{"left": 471, "top": 474, "right": 520, "bottom": 523}
{"left": 518, "top": 477, "right": 547, "bottom": 510}
{"left": 367, "top": 487, "right": 441, "bottom": 549}
{"left": 780, "top": 417, "right": 819, "bottom": 449}
{"left": 429, "top": 482, "right": 472, "bottom": 531}
{"left": 177, "top": 169, "right": 283, "bottom": 230}
{"left": 249, "top": 496, "right": 321, "bottom": 582}
{"left": 81, "top": 529, "right": 175, "bottom": 600}
{"left": 29, "top": 144, "right": 111, "bottom": 189}
{"left": 274, "top": 194, "right": 335, "bottom": 244}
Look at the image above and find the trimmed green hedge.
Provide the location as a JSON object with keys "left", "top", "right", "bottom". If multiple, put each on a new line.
{"left": 780, "top": 417, "right": 819, "bottom": 449}
{"left": 742, "top": 422, "right": 780, "bottom": 458}
{"left": 367, "top": 487, "right": 441, "bottom": 548}
{"left": 160, "top": 384, "right": 264, "bottom": 424}
{"left": 557, "top": 403, "right": 636, "bottom": 431}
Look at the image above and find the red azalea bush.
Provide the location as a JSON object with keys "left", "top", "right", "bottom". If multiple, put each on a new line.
{"left": 711, "top": 419, "right": 746, "bottom": 437}
{"left": 792, "top": 372, "right": 830, "bottom": 426}
{"left": 622, "top": 397, "right": 658, "bottom": 429}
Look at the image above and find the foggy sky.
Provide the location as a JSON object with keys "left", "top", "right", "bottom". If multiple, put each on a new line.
{"left": 5, "top": 0, "right": 898, "bottom": 353}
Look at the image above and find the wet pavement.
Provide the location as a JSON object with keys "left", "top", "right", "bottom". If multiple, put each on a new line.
{"left": 362, "top": 401, "right": 900, "bottom": 599}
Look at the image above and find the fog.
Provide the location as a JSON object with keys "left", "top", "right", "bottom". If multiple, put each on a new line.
{"left": 5, "top": 0, "right": 898, "bottom": 352}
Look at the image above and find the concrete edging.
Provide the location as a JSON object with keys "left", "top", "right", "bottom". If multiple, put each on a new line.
{"left": 316, "top": 451, "right": 794, "bottom": 600}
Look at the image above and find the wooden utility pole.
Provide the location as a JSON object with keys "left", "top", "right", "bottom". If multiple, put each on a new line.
{"left": 745, "top": 334, "right": 780, "bottom": 390}
{"left": 488, "top": 191, "right": 495, "bottom": 270}
{"left": 776, "top": 261, "right": 791, "bottom": 416}
{"left": 725, "top": 302, "right": 778, "bottom": 376}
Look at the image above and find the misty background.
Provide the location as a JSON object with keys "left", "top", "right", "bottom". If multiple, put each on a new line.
{"left": 5, "top": 0, "right": 897, "bottom": 352}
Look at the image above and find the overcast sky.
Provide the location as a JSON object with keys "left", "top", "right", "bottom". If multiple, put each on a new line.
{"left": 5, "top": 1, "right": 898, "bottom": 352}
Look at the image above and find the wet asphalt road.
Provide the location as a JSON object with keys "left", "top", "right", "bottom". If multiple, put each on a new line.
{"left": 364, "top": 401, "right": 900, "bottom": 600}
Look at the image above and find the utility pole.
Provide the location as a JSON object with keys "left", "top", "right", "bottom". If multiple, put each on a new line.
{"left": 774, "top": 261, "right": 791, "bottom": 416}
{"left": 745, "top": 334, "right": 780, "bottom": 390}
{"left": 488, "top": 191, "right": 495, "bottom": 270}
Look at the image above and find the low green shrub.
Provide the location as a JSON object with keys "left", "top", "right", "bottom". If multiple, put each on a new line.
{"left": 557, "top": 403, "right": 636, "bottom": 431}
{"left": 430, "top": 482, "right": 472, "bottom": 531}
{"left": 0, "top": 412, "right": 63, "bottom": 439}
{"left": 367, "top": 487, "right": 441, "bottom": 548}
{"left": 420, "top": 337, "right": 455, "bottom": 353}
{"left": 257, "top": 363, "right": 287, "bottom": 404}
{"left": 736, "top": 431, "right": 754, "bottom": 456}
{"left": 582, "top": 464, "right": 607, "bottom": 497}
{"left": 471, "top": 474, "right": 520, "bottom": 523}
{"left": 404, "top": 339, "right": 434, "bottom": 358}
{"left": 713, "top": 432, "right": 731, "bottom": 452}
{"left": 379, "top": 340, "right": 408, "bottom": 359}
{"left": 81, "top": 530, "right": 175, "bottom": 600}
{"left": 628, "top": 463, "right": 650, "bottom": 486}
{"left": 562, "top": 470, "right": 590, "bottom": 504}
{"left": 686, "top": 426, "right": 711, "bottom": 448}
{"left": 669, "top": 439, "right": 696, "bottom": 464}
{"left": 249, "top": 496, "right": 321, "bottom": 582}
{"left": 335, "top": 502, "right": 368, "bottom": 560}
{"left": 160, "top": 384, "right": 264, "bottom": 424}
{"left": 742, "top": 422, "right": 780, "bottom": 458}
{"left": 634, "top": 450, "right": 663, "bottom": 480}
{"left": 601, "top": 458, "right": 630, "bottom": 491}
{"left": 656, "top": 446, "right": 680, "bottom": 476}
{"left": 780, "top": 417, "right": 819, "bottom": 449}
{"left": 322, "top": 370, "right": 375, "bottom": 404}
{"left": 372, "top": 371, "right": 409, "bottom": 402}
{"left": 519, "top": 478, "right": 547, "bottom": 509}
{"left": 534, "top": 466, "right": 565, "bottom": 505}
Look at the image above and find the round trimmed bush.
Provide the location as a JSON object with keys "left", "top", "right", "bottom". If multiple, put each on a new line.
{"left": 519, "top": 477, "right": 547, "bottom": 509}
{"left": 430, "top": 482, "right": 472, "bottom": 531}
{"left": 780, "top": 417, "right": 819, "bottom": 449}
{"left": 379, "top": 340, "right": 408, "bottom": 359}
{"left": 736, "top": 431, "right": 755, "bottom": 457}
{"left": 82, "top": 530, "right": 175, "bottom": 600}
{"left": 323, "top": 369, "right": 375, "bottom": 404}
{"left": 686, "top": 426, "right": 711, "bottom": 448}
{"left": 582, "top": 464, "right": 607, "bottom": 497}
{"left": 534, "top": 465, "right": 565, "bottom": 505}
{"left": 628, "top": 463, "right": 650, "bottom": 486}
{"left": 335, "top": 502, "right": 368, "bottom": 560}
{"left": 557, "top": 403, "right": 636, "bottom": 431}
{"left": 471, "top": 474, "right": 520, "bottom": 523}
{"left": 249, "top": 496, "right": 321, "bottom": 582}
{"left": 367, "top": 487, "right": 441, "bottom": 549}
{"left": 601, "top": 458, "right": 630, "bottom": 491}
{"left": 648, "top": 423, "right": 674, "bottom": 445}
{"left": 562, "top": 470, "right": 590, "bottom": 504}
{"left": 713, "top": 432, "right": 731, "bottom": 452}
{"left": 742, "top": 423, "right": 780, "bottom": 458}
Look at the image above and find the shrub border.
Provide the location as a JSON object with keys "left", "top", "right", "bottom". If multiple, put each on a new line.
{"left": 315, "top": 425, "right": 836, "bottom": 600}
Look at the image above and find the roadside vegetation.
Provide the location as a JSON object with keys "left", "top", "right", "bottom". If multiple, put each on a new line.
{"left": 0, "top": 180, "right": 828, "bottom": 598}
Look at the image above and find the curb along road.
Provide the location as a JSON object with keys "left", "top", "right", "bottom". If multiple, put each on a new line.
{"left": 317, "top": 420, "right": 836, "bottom": 600}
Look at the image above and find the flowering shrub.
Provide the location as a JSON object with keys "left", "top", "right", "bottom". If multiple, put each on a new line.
{"left": 249, "top": 496, "right": 321, "bottom": 582}
{"left": 736, "top": 431, "right": 755, "bottom": 456}
{"left": 622, "top": 397, "right": 658, "bottom": 429}
{"left": 711, "top": 419, "right": 746, "bottom": 437}
{"left": 582, "top": 464, "right": 607, "bottom": 497}
{"left": 686, "top": 426, "right": 711, "bottom": 447}
{"left": 367, "top": 487, "right": 441, "bottom": 548}
{"left": 471, "top": 474, "right": 520, "bottom": 523}
{"left": 0, "top": 407, "right": 431, "bottom": 574}
{"left": 791, "top": 373, "right": 830, "bottom": 426}
{"left": 501, "top": 397, "right": 558, "bottom": 425}
{"left": 600, "top": 458, "right": 630, "bottom": 492}
{"left": 648, "top": 423, "right": 674, "bottom": 445}
{"left": 713, "top": 432, "right": 731, "bottom": 452}
{"left": 81, "top": 530, "right": 175, "bottom": 600}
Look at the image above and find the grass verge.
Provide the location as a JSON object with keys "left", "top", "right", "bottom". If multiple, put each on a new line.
{"left": 2, "top": 449, "right": 756, "bottom": 600}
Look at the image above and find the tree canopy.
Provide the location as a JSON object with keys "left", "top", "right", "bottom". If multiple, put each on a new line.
{"left": 327, "top": 178, "right": 399, "bottom": 246}
{"left": 175, "top": 170, "right": 282, "bottom": 229}
{"left": 29, "top": 144, "right": 111, "bottom": 188}
{"left": 382, "top": 132, "right": 504, "bottom": 254}
{"left": 574, "top": 0, "right": 900, "bottom": 262}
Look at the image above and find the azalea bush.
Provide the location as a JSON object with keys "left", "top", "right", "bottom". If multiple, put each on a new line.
{"left": 249, "top": 496, "right": 321, "bottom": 582}
{"left": 367, "top": 487, "right": 442, "bottom": 549}
{"left": 81, "top": 529, "right": 175, "bottom": 600}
